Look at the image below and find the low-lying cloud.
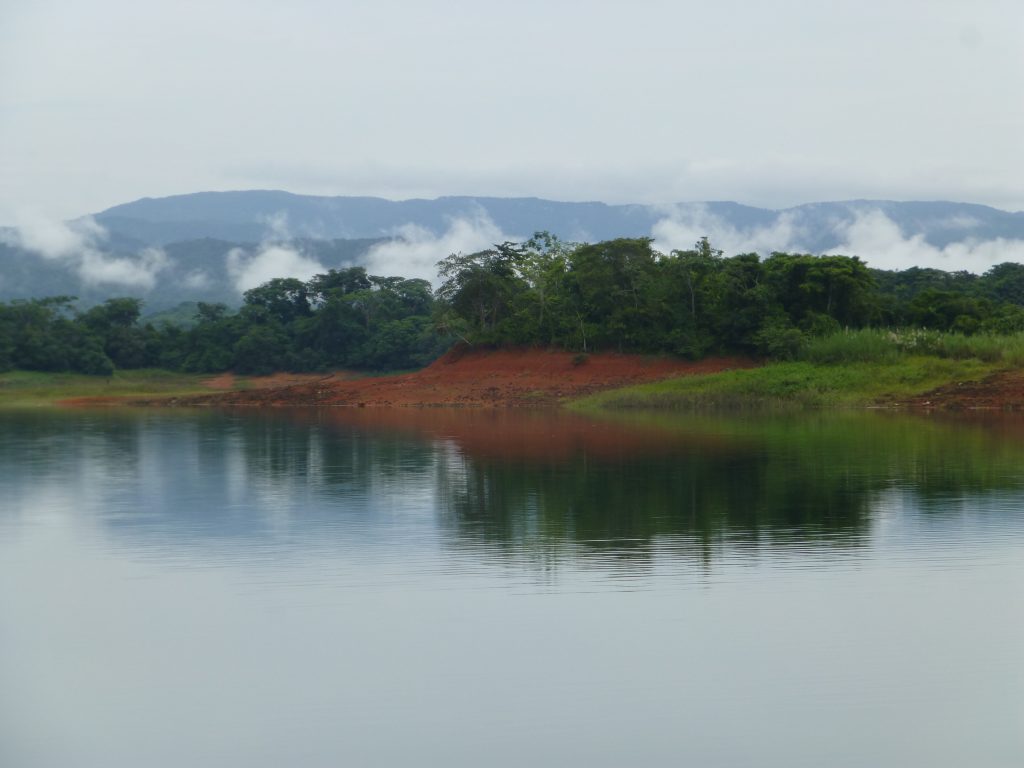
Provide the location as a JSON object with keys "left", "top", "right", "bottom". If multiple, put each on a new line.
{"left": 651, "top": 204, "right": 805, "bottom": 256}
{"left": 78, "top": 247, "right": 169, "bottom": 288}
{"left": 825, "top": 210, "right": 1024, "bottom": 273}
{"left": 226, "top": 244, "right": 326, "bottom": 293}
{"left": 7, "top": 211, "right": 106, "bottom": 259}
{"left": 364, "top": 213, "right": 511, "bottom": 283}
{"left": 651, "top": 205, "right": 1024, "bottom": 274}
{"left": 7, "top": 212, "right": 169, "bottom": 289}
{"left": 260, "top": 211, "right": 292, "bottom": 241}
{"left": 224, "top": 211, "right": 328, "bottom": 293}
{"left": 181, "top": 270, "right": 212, "bottom": 290}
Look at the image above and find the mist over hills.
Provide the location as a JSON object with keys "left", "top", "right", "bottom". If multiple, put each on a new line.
{"left": 0, "top": 230, "right": 384, "bottom": 312}
{"left": 94, "top": 191, "right": 1024, "bottom": 250}
{"left": 3, "top": 190, "right": 1024, "bottom": 313}
{"left": 95, "top": 191, "right": 679, "bottom": 245}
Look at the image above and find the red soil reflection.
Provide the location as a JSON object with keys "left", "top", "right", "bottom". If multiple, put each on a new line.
{"left": 283, "top": 406, "right": 747, "bottom": 463}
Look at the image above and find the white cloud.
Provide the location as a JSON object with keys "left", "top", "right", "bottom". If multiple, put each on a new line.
{"left": 650, "top": 205, "right": 805, "bottom": 256}
{"left": 825, "top": 210, "right": 1024, "bottom": 273}
{"left": 363, "top": 213, "right": 512, "bottom": 283}
{"left": 181, "top": 270, "right": 212, "bottom": 290}
{"left": 224, "top": 210, "right": 334, "bottom": 292}
{"left": 260, "top": 211, "right": 291, "bottom": 241}
{"left": 78, "top": 246, "right": 168, "bottom": 289}
{"left": 226, "top": 244, "right": 326, "bottom": 293}
{"left": 651, "top": 205, "right": 1024, "bottom": 274}
{"left": 9, "top": 211, "right": 170, "bottom": 289}
{"left": 9, "top": 212, "right": 105, "bottom": 259}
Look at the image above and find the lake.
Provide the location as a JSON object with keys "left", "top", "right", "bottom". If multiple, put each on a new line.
{"left": 1, "top": 407, "right": 1022, "bottom": 767}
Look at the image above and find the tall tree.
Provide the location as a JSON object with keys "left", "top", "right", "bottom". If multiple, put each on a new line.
{"left": 435, "top": 244, "right": 529, "bottom": 342}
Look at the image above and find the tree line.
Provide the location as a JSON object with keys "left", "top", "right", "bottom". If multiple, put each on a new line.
{"left": 434, "top": 234, "right": 1024, "bottom": 358}
{"left": 4, "top": 232, "right": 1024, "bottom": 375}
{"left": 0, "top": 271, "right": 446, "bottom": 375}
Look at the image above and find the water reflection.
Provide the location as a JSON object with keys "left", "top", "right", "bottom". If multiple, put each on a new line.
{"left": 2, "top": 407, "right": 1024, "bottom": 569}
{"left": 2, "top": 408, "right": 1023, "bottom": 768}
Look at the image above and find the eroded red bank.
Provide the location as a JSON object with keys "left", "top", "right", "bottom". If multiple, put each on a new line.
{"left": 900, "top": 370, "right": 1024, "bottom": 410}
{"left": 155, "top": 348, "right": 755, "bottom": 408}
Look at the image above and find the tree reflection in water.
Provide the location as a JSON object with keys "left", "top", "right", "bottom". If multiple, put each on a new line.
{"left": 3, "top": 407, "right": 1023, "bottom": 571}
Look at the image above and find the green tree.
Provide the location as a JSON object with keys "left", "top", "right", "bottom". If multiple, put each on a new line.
{"left": 232, "top": 323, "right": 291, "bottom": 374}
{"left": 661, "top": 238, "right": 724, "bottom": 357}
{"left": 242, "top": 278, "right": 312, "bottom": 325}
{"left": 308, "top": 267, "right": 373, "bottom": 305}
{"left": 979, "top": 262, "right": 1024, "bottom": 305}
{"left": 566, "top": 238, "right": 663, "bottom": 352}
{"left": 908, "top": 289, "right": 989, "bottom": 333}
{"left": 435, "top": 244, "right": 529, "bottom": 342}
{"left": 6, "top": 297, "right": 114, "bottom": 374}
{"left": 505, "top": 232, "right": 576, "bottom": 346}
{"left": 79, "top": 297, "right": 149, "bottom": 369}
{"left": 763, "top": 253, "right": 874, "bottom": 331}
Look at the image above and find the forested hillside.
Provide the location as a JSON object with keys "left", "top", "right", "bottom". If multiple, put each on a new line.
{"left": 434, "top": 235, "right": 1024, "bottom": 356}
{"left": 0, "top": 236, "right": 384, "bottom": 311}
{"left": 5, "top": 193, "right": 1024, "bottom": 315}
{"left": 4, "top": 233, "right": 1024, "bottom": 376}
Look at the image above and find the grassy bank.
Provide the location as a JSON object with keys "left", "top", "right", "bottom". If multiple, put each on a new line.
{"left": 573, "top": 357, "right": 1001, "bottom": 411}
{"left": 0, "top": 369, "right": 225, "bottom": 407}
{"left": 574, "top": 328, "right": 1024, "bottom": 411}
{"left": 5, "top": 328, "right": 1024, "bottom": 411}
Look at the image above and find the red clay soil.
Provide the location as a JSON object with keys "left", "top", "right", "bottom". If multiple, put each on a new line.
{"left": 155, "top": 348, "right": 755, "bottom": 408}
{"left": 58, "top": 396, "right": 137, "bottom": 408}
{"left": 56, "top": 371, "right": 360, "bottom": 408}
{"left": 200, "top": 371, "right": 361, "bottom": 390}
{"left": 899, "top": 370, "right": 1024, "bottom": 410}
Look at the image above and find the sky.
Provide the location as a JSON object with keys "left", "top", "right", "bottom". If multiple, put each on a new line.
{"left": 1, "top": 0, "right": 1023, "bottom": 225}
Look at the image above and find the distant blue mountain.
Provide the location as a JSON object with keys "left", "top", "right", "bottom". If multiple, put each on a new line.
{"left": 3, "top": 191, "right": 1024, "bottom": 312}
{"left": 95, "top": 191, "right": 777, "bottom": 244}
{"left": 93, "top": 190, "right": 1024, "bottom": 248}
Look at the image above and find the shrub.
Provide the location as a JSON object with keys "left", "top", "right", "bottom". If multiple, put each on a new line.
{"left": 801, "top": 328, "right": 899, "bottom": 364}
{"left": 799, "top": 327, "right": 1024, "bottom": 366}
{"left": 755, "top": 322, "right": 805, "bottom": 360}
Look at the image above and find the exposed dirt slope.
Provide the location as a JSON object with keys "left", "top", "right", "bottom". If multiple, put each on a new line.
{"left": 899, "top": 370, "right": 1024, "bottom": 410}
{"left": 156, "top": 348, "right": 754, "bottom": 408}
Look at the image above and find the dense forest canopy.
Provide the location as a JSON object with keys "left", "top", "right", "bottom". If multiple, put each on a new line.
{"left": 5, "top": 233, "right": 1024, "bottom": 376}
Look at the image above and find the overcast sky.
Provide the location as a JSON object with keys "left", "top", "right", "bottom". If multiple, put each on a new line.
{"left": 2, "top": 0, "right": 1022, "bottom": 224}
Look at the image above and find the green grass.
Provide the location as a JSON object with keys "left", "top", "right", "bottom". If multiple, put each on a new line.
{"left": 575, "top": 328, "right": 1024, "bottom": 412}
{"left": 0, "top": 369, "right": 224, "bottom": 408}
{"left": 800, "top": 328, "right": 1024, "bottom": 366}
{"left": 573, "top": 357, "right": 1002, "bottom": 411}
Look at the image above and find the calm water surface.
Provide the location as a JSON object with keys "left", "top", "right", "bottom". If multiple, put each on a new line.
{"left": 1, "top": 407, "right": 1022, "bottom": 767}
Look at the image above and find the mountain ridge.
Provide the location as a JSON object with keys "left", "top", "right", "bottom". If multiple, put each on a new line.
{"left": 3, "top": 191, "right": 1024, "bottom": 313}
{"left": 89, "top": 190, "right": 1024, "bottom": 248}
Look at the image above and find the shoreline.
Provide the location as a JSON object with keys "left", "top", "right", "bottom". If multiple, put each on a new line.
{"left": 571, "top": 358, "right": 1013, "bottom": 412}
{"left": 132, "top": 349, "right": 756, "bottom": 409}
{"left": 4, "top": 349, "right": 1024, "bottom": 412}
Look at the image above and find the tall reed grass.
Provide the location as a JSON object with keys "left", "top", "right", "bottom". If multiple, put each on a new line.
{"left": 800, "top": 328, "right": 1024, "bottom": 366}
